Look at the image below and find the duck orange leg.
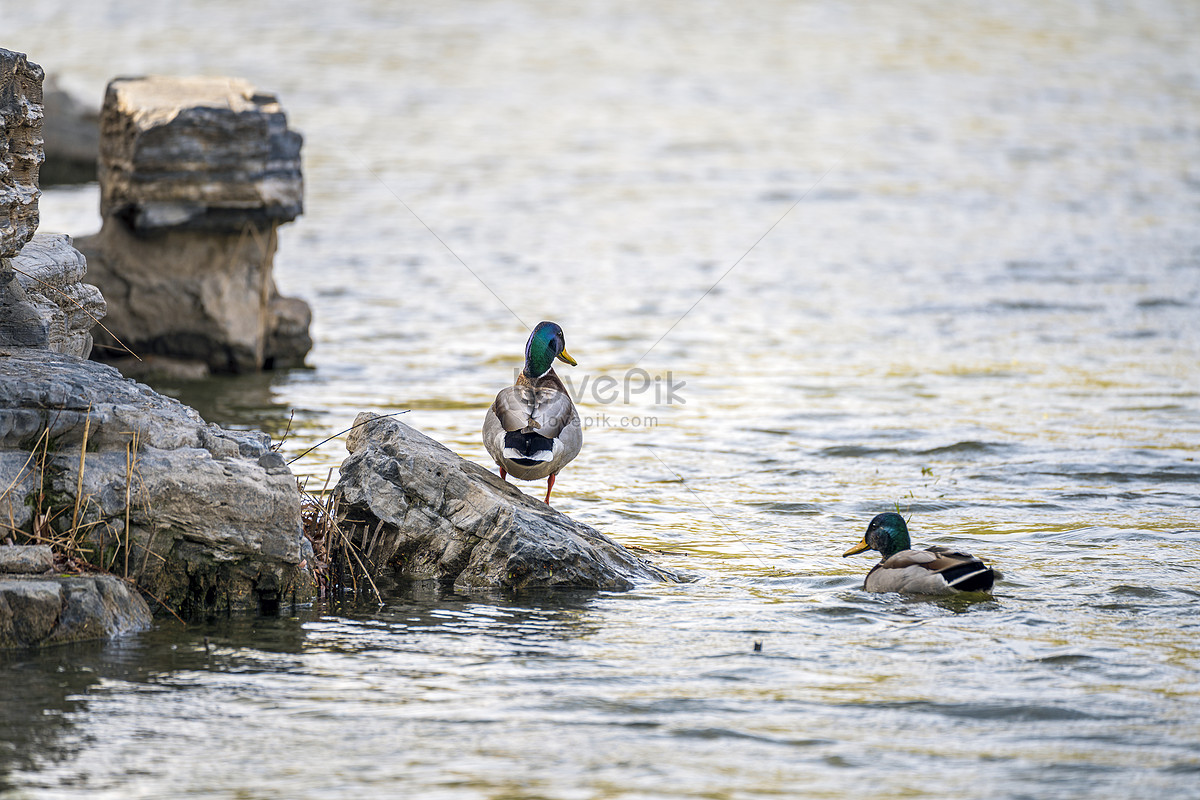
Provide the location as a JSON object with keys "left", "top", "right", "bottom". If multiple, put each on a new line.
{"left": 544, "top": 473, "right": 556, "bottom": 504}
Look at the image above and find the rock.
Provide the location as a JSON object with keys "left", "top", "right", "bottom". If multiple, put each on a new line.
{"left": 0, "top": 575, "right": 152, "bottom": 648}
{"left": 0, "top": 545, "right": 53, "bottom": 574}
{"left": 0, "top": 347, "right": 316, "bottom": 616}
{"left": 40, "top": 76, "right": 99, "bottom": 186}
{"left": 99, "top": 76, "right": 302, "bottom": 232}
{"left": 5, "top": 233, "right": 106, "bottom": 358}
{"left": 334, "top": 412, "right": 679, "bottom": 592}
{"left": 77, "top": 75, "right": 312, "bottom": 374}
{"left": 0, "top": 48, "right": 43, "bottom": 260}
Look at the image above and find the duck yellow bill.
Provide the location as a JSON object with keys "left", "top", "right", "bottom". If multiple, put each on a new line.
{"left": 842, "top": 537, "right": 870, "bottom": 557}
{"left": 557, "top": 348, "right": 577, "bottom": 366}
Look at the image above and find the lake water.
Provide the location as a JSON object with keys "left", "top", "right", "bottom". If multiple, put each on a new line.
{"left": 5, "top": 1, "right": 1200, "bottom": 797}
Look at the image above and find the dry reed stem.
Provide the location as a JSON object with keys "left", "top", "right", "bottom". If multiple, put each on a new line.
{"left": 69, "top": 404, "right": 92, "bottom": 534}
{"left": 124, "top": 438, "right": 133, "bottom": 578}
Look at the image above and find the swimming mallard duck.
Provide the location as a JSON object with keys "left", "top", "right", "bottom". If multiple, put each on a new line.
{"left": 842, "top": 512, "right": 996, "bottom": 594}
{"left": 483, "top": 321, "right": 582, "bottom": 504}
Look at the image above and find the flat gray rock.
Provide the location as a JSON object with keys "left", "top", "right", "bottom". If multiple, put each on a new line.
{"left": 0, "top": 545, "right": 53, "bottom": 574}
{"left": 334, "top": 412, "right": 680, "bottom": 592}
{"left": 99, "top": 75, "right": 303, "bottom": 231}
{"left": 0, "top": 575, "right": 151, "bottom": 648}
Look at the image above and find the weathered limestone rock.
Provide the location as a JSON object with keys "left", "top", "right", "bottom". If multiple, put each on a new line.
{"left": 334, "top": 412, "right": 679, "bottom": 592}
{"left": 78, "top": 221, "right": 308, "bottom": 371}
{"left": 0, "top": 49, "right": 43, "bottom": 259}
{"left": 78, "top": 75, "right": 311, "bottom": 374}
{"left": 98, "top": 76, "right": 302, "bottom": 231}
{"left": 4, "top": 233, "right": 106, "bottom": 357}
{"left": 0, "top": 546, "right": 152, "bottom": 649}
{"left": 40, "top": 77, "right": 99, "bottom": 186}
{"left": 0, "top": 348, "right": 315, "bottom": 617}
{"left": 0, "top": 574, "right": 152, "bottom": 648}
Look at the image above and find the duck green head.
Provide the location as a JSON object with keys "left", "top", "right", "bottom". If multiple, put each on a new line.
{"left": 524, "top": 321, "right": 577, "bottom": 378}
{"left": 843, "top": 512, "right": 911, "bottom": 559}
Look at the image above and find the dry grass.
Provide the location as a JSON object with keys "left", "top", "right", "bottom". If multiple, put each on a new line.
{"left": 0, "top": 409, "right": 155, "bottom": 583}
{"left": 299, "top": 469, "right": 382, "bottom": 604}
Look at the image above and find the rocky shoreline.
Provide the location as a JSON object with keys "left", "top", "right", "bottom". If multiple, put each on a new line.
{"left": 1, "top": 48, "right": 678, "bottom": 649}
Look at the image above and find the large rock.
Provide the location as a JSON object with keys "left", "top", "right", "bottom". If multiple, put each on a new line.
{"left": 78, "top": 221, "right": 310, "bottom": 372}
{"left": 77, "top": 75, "right": 311, "bottom": 374}
{"left": 0, "top": 49, "right": 43, "bottom": 260}
{"left": 0, "top": 347, "right": 315, "bottom": 616}
{"left": 3, "top": 233, "right": 106, "bottom": 357}
{"left": 0, "top": 544, "right": 54, "bottom": 574}
{"left": 334, "top": 412, "right": 679, "bottom": 592}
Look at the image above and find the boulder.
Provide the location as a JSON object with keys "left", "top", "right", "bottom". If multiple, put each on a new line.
{"left": 97, "top": 76, "right": 302, "bottom": 231}
{"left": 78, "top": 221, "right": 309, "bottom": 372}
{"left": 0, "top": 48, "right": 43, "bottom": 260}
{"left": 334, "top": 412, "right": 679, "bottom": 592}
{"left": 0, "top": 347, "right": 315, "bottom": 617}
{"left": 40, "top": 76, "right": 99, "bottom": 186}
{"left": 77, "top": 74, "right": 311, "bottom": 374}
{"left": 0, "top": 575, "right": 152, "bottom": 648}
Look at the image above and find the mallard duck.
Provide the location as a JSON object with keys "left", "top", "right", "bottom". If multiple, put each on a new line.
{"left": 842, "top": 512, "right": 996, "bottom": 594}
{"left": 483, "top": 321, "right": 582, "bottom": 504}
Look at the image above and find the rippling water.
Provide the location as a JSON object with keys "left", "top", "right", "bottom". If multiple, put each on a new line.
{"left": 6, "top": 0, "right": 1200, "bottom": 797}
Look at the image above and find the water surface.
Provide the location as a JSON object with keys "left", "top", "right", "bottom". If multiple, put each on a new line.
{"left": 6, "top": 1, "right": 1200, "bottom": 797}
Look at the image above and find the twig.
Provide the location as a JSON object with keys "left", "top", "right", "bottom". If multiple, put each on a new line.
{"left": 124, "top": 438, "right": 133, "bottom": 578}
{"left": 70, "top": 404, "right": 92, "bottom": 534}
{"left": 8, "top": 265, "right": 142, "bottom": 361}
{"left": 133, "top": 581, "right": 187, "bottom": 626}
{"left": 286, "top": 411, "right": 410, "bottom": 465}
{"left": 333, "top": 523, "right": 382, "bottom": 604}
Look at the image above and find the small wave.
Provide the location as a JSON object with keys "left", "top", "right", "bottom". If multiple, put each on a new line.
{"left": 874, "top": 700, "right": 1107, "bottom": 722}
{"left": 919, "top": 441, "right": 1012, "bottom": 456}
{"left": 743, "top": 501, "right": 822, "bottom": 515}
{"left": 1136, "top": 297, "right": 1191, "bottom": 308}
{"left": 817, "top": 441, "right": 1010, "bottom": 458}
{"left": 989, "top": 300, "right": 1104, "bottom": 313}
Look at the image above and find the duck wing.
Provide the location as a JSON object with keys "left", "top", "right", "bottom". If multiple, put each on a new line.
{"left": 527, "top": 373, "right": 578, "bottom": 439}
{"left": 489, "top": 383, "right": 539, "bottom": 433}
{"left": 487, "top": 373, "right": 577, "bottom": 438}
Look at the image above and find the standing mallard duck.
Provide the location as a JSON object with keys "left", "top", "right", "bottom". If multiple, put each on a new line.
{"left": 483, "top": 321, "right": 582, "bottom": 504}
{"left": 842, "top": 512, "right": 996, "bottom": 594}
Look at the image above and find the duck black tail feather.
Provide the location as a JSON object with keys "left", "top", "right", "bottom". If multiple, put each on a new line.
{"left": 942, "top": 562, "right": 996, "bottom": 592}
{"left": 504, "top": 431, "right": 554, "bottom": 465}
